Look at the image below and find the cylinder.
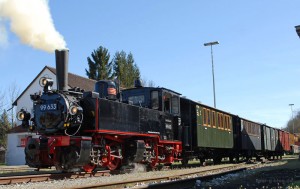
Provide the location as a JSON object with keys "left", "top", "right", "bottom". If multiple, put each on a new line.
{"left": 55, "top": 49, "right": 69, "bottom": 91}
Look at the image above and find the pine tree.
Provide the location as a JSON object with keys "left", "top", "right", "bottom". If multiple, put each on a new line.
{"left": 0, "top": 110, "right": 11, "bottom": 149}
{"left": 85, "top": 46, "right": 113, "bottom": 80}
{"left": 112, "top": 51, "right": 141, "bottom": 88}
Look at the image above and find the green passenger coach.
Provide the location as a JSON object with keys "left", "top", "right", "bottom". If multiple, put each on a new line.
{"left": 196, "top": 104, "right": 233, "bottom": 149}
{"left": 180, "top": 97, "right": 235, "bottom": 164}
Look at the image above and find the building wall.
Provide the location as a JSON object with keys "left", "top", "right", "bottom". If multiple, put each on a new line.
{"left": 5, "top": 133, "right": 38, "bottom": 165}
{"left": 9, "top": 68, "right": 55, "bottom": 165}
{"left": 16, "top": 69, "right": 56, "bottom": 126}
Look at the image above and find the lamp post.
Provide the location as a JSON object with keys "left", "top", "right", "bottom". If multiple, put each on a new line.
{"left": 289, "top": 103, "right": 295, "bottom": 133}
{"left": 295, "top": 25, "right": 300, "bottom": 38}
{"left": 204, "top": 41, "right": 219, "bottom": 108}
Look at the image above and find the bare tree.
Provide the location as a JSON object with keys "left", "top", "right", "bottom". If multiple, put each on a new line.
{"left": 141, "top": 77, "right": 156, "bottom": 87}
{"left": 286, "top": 110, "right": 300, "bottom": 134}
{"left": 0, "top": 89, "right": 6, "bottom": 113}
{"left": 7, "top": 81, "right": 20, "bottom": 128}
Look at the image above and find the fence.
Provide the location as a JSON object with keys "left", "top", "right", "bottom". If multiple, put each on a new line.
{"left": 0, "top": 151, "right": 5, "bottom": 164}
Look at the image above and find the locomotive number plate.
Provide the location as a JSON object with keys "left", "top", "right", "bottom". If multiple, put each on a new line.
{"left": 40, "top": 103, "right": 57, "bottom": 111}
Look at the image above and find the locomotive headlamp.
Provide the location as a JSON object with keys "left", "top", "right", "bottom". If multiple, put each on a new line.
{"left": 39, "top": 77, "right": 54, "bottom": 92}
{"left": 17, "top": 109, "right": 30, "bottom": 121}
{"left": 39, "top": 77, "right": 53, "bottom": 87}
{"left": 16, "top": 109, "right": 31, "bottom": 128}
{"left": 70, "top": 106, "right": 78, "bottom": 115}
{"left": 17, "top": 111, "right": 25, "bottom": 121}
{"left": 69, "top": 105, "right": 83, "bottom": 115}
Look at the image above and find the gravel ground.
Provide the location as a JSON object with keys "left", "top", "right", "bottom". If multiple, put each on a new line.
{"left": 0, "top": 163, "right": 238, "bottom": 189}
{"left": 198, "top": 157, "right": 300, "bottom": 189}
{"left": 1, "top": 158, "right": 299, "bottom": 189}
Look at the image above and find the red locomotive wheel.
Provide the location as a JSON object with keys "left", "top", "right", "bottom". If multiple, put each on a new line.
{"left": 83, "top": 163, "right": 96, "bottom": 173}
{"left": 106, "top": 143, "right": 122, "bottom": 170}
{"left": 107, "top": 155, "right": 121, "bottom": 170}
{"left": 150, "top": 144, "right": 159, "bottom": 168}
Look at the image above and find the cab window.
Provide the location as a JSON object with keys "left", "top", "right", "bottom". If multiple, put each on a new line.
{"left": 151, "top": 91, "right": 159, "bottom": 110}
{"left": 171, "top": 96, "right": 179, "bottom": 114}
{"left": 163, "top": 93, "right": 171, "bottom": 113}
{"left": 128, "top": 95, "right": 145, "bottom": 106}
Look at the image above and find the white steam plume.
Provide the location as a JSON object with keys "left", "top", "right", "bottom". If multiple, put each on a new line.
{"left": 0, "top": 0, "right": 66, "bottom": 52}
{"left": 0, "top": 18, "right": 8, "bottom": 47}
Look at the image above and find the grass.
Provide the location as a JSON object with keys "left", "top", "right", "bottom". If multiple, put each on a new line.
{"left": 288, "top": 181, "right": 300, "bottom": 187}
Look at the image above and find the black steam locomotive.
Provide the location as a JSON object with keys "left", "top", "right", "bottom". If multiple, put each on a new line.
{"left": 18, "top": 49, "right": 182, "bottom": 172}
{"left": 18, "top": 49, "right": 289, "bottom": 172}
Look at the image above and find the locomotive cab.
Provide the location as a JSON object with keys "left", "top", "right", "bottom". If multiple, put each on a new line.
{"left": 122, "top": 86, "right": 182, "bottom": 141}
{"left": 121, "top": 87, "right": 181, "bottom": 116}
{"left": 94, "top": 80, "right": 117, "bottom": 100}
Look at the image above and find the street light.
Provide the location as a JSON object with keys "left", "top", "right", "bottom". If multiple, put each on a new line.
{"left": 204, "top": 41, "right": 219, "bottom": 108}
{"left": 289, "top": 104, "right": 295, "bottom": 133}
{"left": 295, "top": 25, "right": 300, "bottom": 38}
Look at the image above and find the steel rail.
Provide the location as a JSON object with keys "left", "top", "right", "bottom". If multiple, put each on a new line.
{"left": 71, "top": 163, "right": 259, "bottom": 189}
{"left": 0, "top": 170, "right": 110, "bottom": 185}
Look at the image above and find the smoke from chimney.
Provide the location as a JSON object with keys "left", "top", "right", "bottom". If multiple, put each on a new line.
{"left": 0, "top": 0, "right": 66, "bottom": 52}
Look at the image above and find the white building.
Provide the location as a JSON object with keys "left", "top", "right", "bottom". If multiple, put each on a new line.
{"left": 6, "top": 126, "right": 38, "bottom": 165}
{"left": 6, "top": 66, "right": 96, "bottom": 165}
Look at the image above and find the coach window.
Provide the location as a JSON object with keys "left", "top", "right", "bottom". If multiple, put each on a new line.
{"left": 206, "top": 109, "right": 209, "bottom": 126}
{"left": 221, "top": 114, "right": 224, "bottom": 129}
{"left": 224, "top": 116, "right": 227, "bottom": 130}
{"left": 151, "top": 91, "right": 159, "bottom": 110}
{"left": 212, "top": 111, "right": 216, "bottom": 128}
{"left": 223, "top": 115, "right": 227, "bottom": 130}
{"left": 227, "top": 116, "right": 230, "bottom": 130}
{"left": 218, "top": 113, "right": 223, "bottom": 129}
{"left": 203, "top": 108, "right": 207, "bottom": 126}
{"left": 228, "top": 117, "right": 231, "bottom": 131}
{"left": 217, "top": 113, "right": 221, "bottom": 129}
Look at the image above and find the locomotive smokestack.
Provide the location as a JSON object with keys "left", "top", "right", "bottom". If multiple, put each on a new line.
{"left": 55, "top": 49, "right": 69, "bottom": 91}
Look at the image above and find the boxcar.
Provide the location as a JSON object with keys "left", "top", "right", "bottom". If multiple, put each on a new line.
{"left": 289, "top": 134, "right": 300, "bottom": 154}
{"left": 261, "top": 125, "right": 276, "bottom": 158}
{"left": 279, "top": 130, "right": 290, "bottom": 153}
{"left": 180, "top": 98, "right": 234, "bottom": 164}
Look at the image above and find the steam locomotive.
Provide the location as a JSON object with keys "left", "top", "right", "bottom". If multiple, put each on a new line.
{"left": 18, "top": 49, "right": 183, "bottom": 172}
{"left": 17, "top": 49, "right": 295, "bottom": 172}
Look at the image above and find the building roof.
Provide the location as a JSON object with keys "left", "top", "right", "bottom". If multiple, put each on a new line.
{"left": 47, "top": 66, "right": 96, "bottom": 92}
{"left": 13, "top": 66, "right": 97, "bottom": 106}
{"left": 8, "top": 125, "right": 28, "bottom": 134}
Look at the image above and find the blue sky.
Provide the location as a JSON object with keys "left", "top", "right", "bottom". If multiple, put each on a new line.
{"left": 0, "top": 1, "right": 300, "bottom": 129}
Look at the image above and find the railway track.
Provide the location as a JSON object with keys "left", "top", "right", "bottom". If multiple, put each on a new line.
{"left": 0, "top": 159, "right": 282, "bottom": 188}
{"left": 0, "top": 170, "right": 110, "bottom": 185}
{"left": 72, "top": 163, "right": 261, "bottom": 189}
